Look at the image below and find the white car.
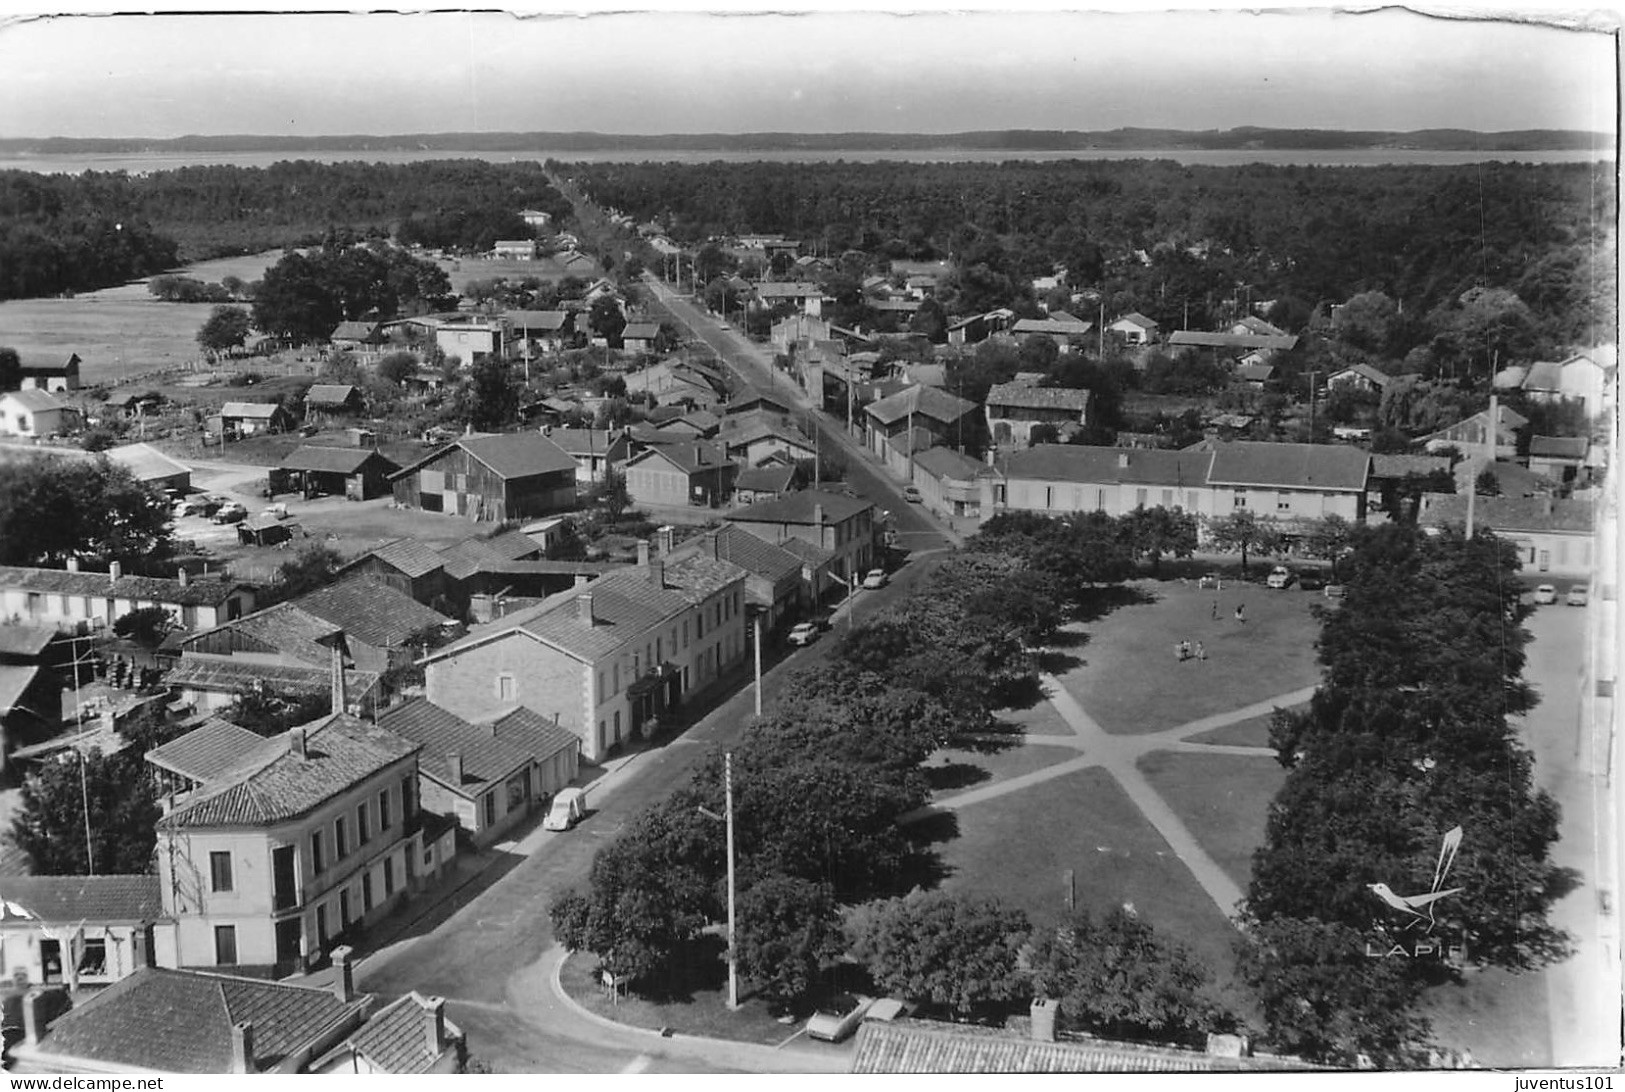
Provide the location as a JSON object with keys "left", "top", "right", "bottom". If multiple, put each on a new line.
{"left": 861, "top": 568, "right": 888, "bottom": 590}
{"left": 807, "top": 994, "right": 873, "bottom": 1042}
{"left": 1532, "top": 584, "right": 1558, "bottom": 605}
{"left": 787, "top": 622, "right": 821, "bottom": 647}
{"left": 1266, "top": 566, "right": 1294, "bottom": 589}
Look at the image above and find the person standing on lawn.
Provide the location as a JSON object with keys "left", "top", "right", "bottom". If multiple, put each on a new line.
{"left": 1235, "top": 604, "right": 1247, "bottom": 624}
{"left": 1195, "top": 641, "right": 1206, "bottom": 662}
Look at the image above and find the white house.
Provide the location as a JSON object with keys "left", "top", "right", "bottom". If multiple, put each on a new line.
{"left": 0, "top": 389, "right": 78, "bottom": 438}
{"left": 1108, "top": 313, "right": 1159, "bottom": 346}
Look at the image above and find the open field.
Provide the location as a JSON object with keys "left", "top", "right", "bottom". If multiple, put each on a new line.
{"left": 1136, "top": 750, "right": 1287, "bottom": 891}
{"left": 1185, "top": 709, "right": 1294, "bottom": 748}
{"left": 1052, "top": 579, "right": 1323, "bottom": 735}
{"left": 935, "top": 765, "right": 1249, "bottom": 1007}
{"left": 435, "top": 254, "right": 582, "bottom": 294}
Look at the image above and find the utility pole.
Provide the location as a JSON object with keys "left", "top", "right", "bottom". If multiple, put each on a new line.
{"left": 753, "top": 615, "right": 763, "bottom": 717}
{"left": 1307, "top": 370, "right": 1319, "bottom": 442}
{"left": 724, "top": 752, "right": 738, "bottom": 1010}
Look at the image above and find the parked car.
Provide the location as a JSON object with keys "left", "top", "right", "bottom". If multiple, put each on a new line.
{"left": 861, "top": 568, "right": 888, "bottom": 590}
{"left": 716, "top": 322, "right": 731, "bottom": 331}
{"left": 212, "top": 502, "right": 247, "bottom": 524}
{"left": 261, "top": 503, "right": 289, "bottom": 521}
{"left": 902, "top": 485, "right": 923, "bottom": 503}
{"left": 543, "top": 788, "right": 588, "bottom": 832}
{"left": 1296, "top": 571, "right": 1327, "bottom": 591}
{"left": 787, "top": 622, "right": 821, "bottom": 647}
{"left": 1566, "top": 585, "right": 1589, "bottom": 607}
{"left": 1323, "top": 583, "right": 1346, "bottom": 600}
{"left": 1532, "top": 584, "right": 1558, "bottom": 605}
{"left": 1197, "top": 571, "right": 1223, "bottom": 589}
{"left": 863, "top": 998, "right": 916, "bottom": 1025}
{"left": 1266, "top": 566, "right": 1294, "bottom": 589}
{"left": 807, "top": 994, "right": 874, "bottom": 1043}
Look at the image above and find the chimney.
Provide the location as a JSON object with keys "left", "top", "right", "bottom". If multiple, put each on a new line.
{"left": 637, "top": 540, "right": 650, "bottom": 567}
{"left": 578, "top": 593, "right": 595, "bottom": 625}
{"left": 1117, "top": 451, "right": 1130, "bottom": 469}
{"left": 21, "top": 989, "right": 51, "bottom": 1046}
{"left": 421, "top": 995, "right": 448, "bottom": 1057}
{"left": 814, "top": 503, "right": 825, "bottom": 526}
{"left": 178, "top": 567, "right": 190, "bottom": 587}
{"left": 1030, "top": 998, "right": 1058, "bottom": 1042}
{"left": 330, "top": 945, "right": 355, "bottom": 1002}
{"left": 649, "top": 557, "right": 665, "bottom": 589}
{"left": 109, "top": 560, "right": 123, "bottom": 582}
{"left": 133, "top": 925, "right": 155, "bottom": 969}
{"left": 707, "top": 532, "right": 720, "bottom": 561}
{"left": 986, "top": 448, "right": 997, "bottom": 467}
{"left": 289, "top": 726, "right": 307, "bottom": 759}
{"left": 658, "top": 525, "right": 675, "bottom": 554}
{"left": 573, "top": 573, "right": 590, "bottom": 588}
{"left": 330, "top": 637, "right": 347, "bottom": 716}
{"left": 66, "top": 557, "right": 79, "bottom": 572}
{"left": 229, "top": 1021, "right": 256, "bottom": 1074}
{"left": 447, "top": 752, "right": 464, "bottom": 785}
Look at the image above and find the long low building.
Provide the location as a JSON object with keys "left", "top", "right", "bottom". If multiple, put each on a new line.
{"left": 980, "top": 441, "right": 1371, "bottom": 526}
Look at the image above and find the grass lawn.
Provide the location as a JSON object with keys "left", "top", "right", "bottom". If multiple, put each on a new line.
{"left": 1419, "top": 967, "right": 1552, "bottom": 1068}
{"left": 1054, "top": 579, "right": 1323, "bottom": 735}
{"left": 1185, "top": 709, "right": 1299, "bottom": 748}
{"left": 558, "top": 949, "right": 806, "bottom": 1048}
{"left": 1136, "top": 751, "right": 1287, "bottom": 892}
{"left": 936, "top": 765, "right": 1249, "bottom": 1010}
{"left": 925, "top": 742, "right": 1079, "bottom": 796}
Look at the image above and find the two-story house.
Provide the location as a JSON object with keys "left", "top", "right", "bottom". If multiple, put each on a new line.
{"left": 420, "top": 544, "right": 749, "bottom": 761}
{"left": 539, "top": 427, "right": 632, "bottom": 486}
{"left": 727, "top": 490, "right": 877, "bottom": 591}
{"left": 862, "top": 385, "right": 980, "bottom": 479}
{"left": 149, "top": 714, "right": 445, "bottom": 975}
{"left": 984, "top": 380, "right": 1092, "bottom": 449}
{"left": 390, "top": 432, "right": 578, "bottom": 522}
{"left": 0, "top": 561, "right": 254, "bottom": 634}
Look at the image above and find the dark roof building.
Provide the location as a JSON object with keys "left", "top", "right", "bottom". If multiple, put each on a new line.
{"left": 0, "top": 875, "right": 163, "bottom": 923}
{"left": 390, "top": 433, "right": 577, "bottom": 522}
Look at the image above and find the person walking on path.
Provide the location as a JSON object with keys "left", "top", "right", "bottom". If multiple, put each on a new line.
{"left": 1235, "top": 604, "right": 1247, "bottom": 624}
{"left": 1211, "top": 600, "right": 1219, "bottom": 620}
{"left": 1174, "top": 640, "right": 1186, "bottom": 662}
{"left": 1195, "top": 641, "right": 1206, "bottom": 662}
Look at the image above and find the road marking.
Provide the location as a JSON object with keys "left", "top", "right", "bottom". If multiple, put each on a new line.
{"left": 621, "top": 1054, "right": 653, "bottom": 1073}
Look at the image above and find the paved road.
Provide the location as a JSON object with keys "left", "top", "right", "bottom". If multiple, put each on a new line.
{"left": 640, "top": 273, "right": 956, "bottom": 554}
{"left": 352, "top": 561, "right": 939, "bottom": 1072}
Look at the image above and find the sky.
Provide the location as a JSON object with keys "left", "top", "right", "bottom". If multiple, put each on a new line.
{"left": 0, "top": 5, "right": 1616, "bottom": 139}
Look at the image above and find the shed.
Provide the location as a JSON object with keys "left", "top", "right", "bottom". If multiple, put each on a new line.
{"left": 271, "top": 445, "right": 399, "bottom": 500}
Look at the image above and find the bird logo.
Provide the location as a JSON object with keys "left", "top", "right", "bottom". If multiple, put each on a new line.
{"left": 1368, "top": 825, "right": 1463, "bottom": 932}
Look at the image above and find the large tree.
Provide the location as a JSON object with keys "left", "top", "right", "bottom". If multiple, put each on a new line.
{"left": 196, "top": 304, "right": 251, "bottom": 359}
{"left": 1203, "top": 509, "right": 1279, "bottom": 576}
{"left": 0, "top": 455, "right": 173, "bottom": 569}
{"left": 845, "top": 890, "right": 1031, "bottom": 1020}
{"left": 1117, "top": 506, "right": 1199, "bottom": 576}
{"left": 9, "top": 750, "right": 160, "bottom": 875}
{"left": 734, "top": 876, "right": 844, "bottom": 1013}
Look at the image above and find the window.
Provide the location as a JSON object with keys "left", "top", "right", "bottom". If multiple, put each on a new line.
{"left": 598, "top": 720, "right": 606, "bottom": 748}
{"left": 1162, "top": 490, "right": 1174, "bottom": 508}
{"left": 310, "top": 830, "right": 324, "bottom": 874}
{"left": 77, "top": 939, "right": 107, "bottom": 977}
{"left": 383, "top": 857, "right": 396, "bottom": 896}
{"left": 483, "top": 793, "right": 497, "bottom": 827}
{"left": 612, "top": 662, "right": 620, "bottom": 692}
{"left": 357, "top": 802, "right": 369, "bottom": 844}
{"left": 209, "top": 851, "right": 233, "bottom": 893}
{"left": 1277, "top": 494, "right": 1292, "bottom": 511}
{"left": 362, "top": 873, "right": 374, "bottom": 912}
{"left": 1135, "top": 488, "right": 1148, "bottom": 509}
{"left": 613, "top": 711, "right": 622, "bottom": 741}
{"left": 656, "top": 636, "right": 663, "bottom": 662}
{"left": 1044, "top": 486, "right": 1054, "bottom": 509}
{"left": 1233, "top": 489, "right": 1248, "bottom": 508}
{"left": 420, "top": 493, "right": 443, "bottom": 513}
{"left": 214, "top": 925, "right": 238, "bottom": 965}
{"left": 340, "top": 889, "right": 352, "bottom": 925}
{"left": 401, "top": 777, "right": 414, "bottom": 819}
{"left": 335, "top": 816, "right": 348, "bottom": 857}
{"left": 498, "top": 674, "right": 515, "bottom": 702}
{"left": 597, "top": 671, "right": 606, "bottom": 701}
{"left": 378, "top": 788, "right": 390, "bottom": 830}
{"left": 316, "top": 905, "right": 329, "bottom": 945}
{"left": 683, "top": 620, "right": 690, "bottom": 647}
{"left": 696, "top": 613, "right": 704, "bottom": 638}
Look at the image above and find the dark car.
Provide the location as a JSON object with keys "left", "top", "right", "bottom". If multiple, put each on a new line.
{"left": 1296, "top": 571, "right": 1328, "bottom": 591}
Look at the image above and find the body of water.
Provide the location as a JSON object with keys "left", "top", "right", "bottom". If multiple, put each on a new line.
{"left": 0, "top": 147, "right": 1612, "bottom": 175}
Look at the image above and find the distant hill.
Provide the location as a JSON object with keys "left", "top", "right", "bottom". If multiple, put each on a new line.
{"left": 0, "top": 127, "right": 1611, "bottom": 156}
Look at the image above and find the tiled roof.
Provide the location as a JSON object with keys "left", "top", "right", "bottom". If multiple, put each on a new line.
{"left": 0, "top": 874, "right": 163, "bottom": 922}
{"left": 28, "top": 966, "right": 367, "bottom": 1073}
{"left": 165, "top": 654, "right": 379, "bottom": 700}
{"left": 755, "top": 282, "right": 823, "bottom": 297}
{"left": 730, "top": 488, "right": 873, "bottom": 526}
{"left": 622, "top": 322, "right": 661, "bottom": 340}
{"left": 304, "top": 384, "right": 359, "bottom": 407}
{"left": 1233, "top": 315, "right": 1288, "bottom": 337}
{"left": 1112, "top": 312, "right": 1158, "bottom": 329}
{"left": 330, "top": 321, "right": 382, "bottom": 341}
{"left": 734, "top": 465, "right": 799, "bottom": 494}
{"left": 218, "top": 402, "right": 283, "bottom": 419}
{"left": 986, "top": 382, "right": 1092, "bottom": 413}
{"left": 504, "top": 310, "right": 571, "bottom": 332}
{"left": 723, "top": 420, "right": 816, "bottom": 452}
{"left": 1204, "top": 441, "right": 1369, "bottom": 491}
{"left": 278, "top": 445, "right": 394, "bottom": 475}
{"left": 1168, "top": 331, "right": 1298, "bottom": 351}
{"left": 3, "top": 389, "right": 67, "bottom": 412}
{"left": 1235, "top": 364, "right": 1275, "bottom": 382}
{"left": 459, "top": 432, "right": 577, "bottom": 479}
{"left": 1371, "top": 454, "right": 1451, "bottom": 478}
{"left": 540, "top": 428, "right": 624, "bottom": 457}
{"left": 851, "top": 1019, "right": 1316, "bottom": 1074}
{"left": 161, "top": 714, "right": 420, "bottom": 829}
{"left": 106, "top": 442, "right": 191, "bottom": 483}
{"left": 724, "top": 392, "right": 793, "bottom": 416}
{"left": 0, "top": 665, "right": 40, "bottom": 716}
{"left": 1521, "top": 360, "right": 1564, "bottom": 391}
{"left": 437, "top": 530, "right": 541, "bottom": 581}
{"left": 677, "top": 527, "right": 802, "bottom": 584}
{"left": 776, "top": 536, "right": 837, "bottom": 567}
{"left": 1011, "top": 317, "right": 1094, "bottom": 337}
{"left": 356, "top": 537, "right": 446, "bottom": 580}
{"left": 0, "top": 623, "right": 58, "bottom": 657}
{"left": 328, "top": 993, "right": 458, "bottom": 1074}
{"left": 663, "top": 553, "right": 748, "bottom": 601}
{"left": 913, "top": 446, "right": 987, "bottom": 482}
{"left": 997, "top": 445, "right": 1212, "bottom": 488}
{"left": 1419, "top": 493, "right": 1593, "bottom": 534}
{"left": 0, "top": 566, "right": 244, "bottom": 608}
{"left": 146, "top": 718, "right": 279, "bottom": 784}
{"left": 486, "top": 705, "right": 579, "bottom": 763}
{"left": 1529, "top": 435, "right": 1589, "bottom": 459}
{"left": 1331, "top": 362, "right": 1391, "bottom": 386}
{"left": 185, "top": 604, "right": 341, "bottom": 666}
{"left": 379, "top": 699, "right": 534, "bottom": 793}
{"left": 1418, "top": 404, "right": 1529, "bottom": 446}
{"left": 296, "top": 577, "right": 450, "bottom": 650}
{"left": 865, "top": 385, "right": 979, "bottom": 427}
{"left": 625, "top": 440, "right": 733, "bottom": 476}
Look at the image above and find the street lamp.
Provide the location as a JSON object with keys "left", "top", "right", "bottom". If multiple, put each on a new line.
{"left": 696, "top": 750, "right": 738, "bottom": 1009}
